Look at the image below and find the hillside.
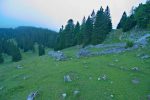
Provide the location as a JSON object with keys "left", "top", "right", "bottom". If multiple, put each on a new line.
{"left": 0, "top": 30, "right": 150, "bottom": 100}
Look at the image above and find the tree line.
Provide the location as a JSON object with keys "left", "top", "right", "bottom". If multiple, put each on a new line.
{"left": 117, "top": 0, "right": 150, "bottom": 32}
{"left": 0, "top": 27, "right": 57, "bottom": 63}
{"left": 54, "top": 6, "right": 112, "bottom": 50}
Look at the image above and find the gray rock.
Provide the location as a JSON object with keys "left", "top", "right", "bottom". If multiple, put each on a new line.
{"left": 131, "top": 67, "right": 140, "bottom": 71}
{"left": 27, "top": 91, "right": 38, "bottom": 100}
{"left": 132, "top": 78, "right": 140, "bottom": 84}
{"left": 64, "top": 75, "right": 72, "bottom": 82}
{"left": 62, "top": 93, "right": 67, "bottom": 98}
{"left": 135, "top": 34, "right": 150, "bottom": 46}
{"left": 141, "top": 55, "right": 150, "bottom": 59}
{"left": 48, "top": 51, "right": 66, "bottom": 61}
{"left": 77, "top": 49, "right": 91, "bottom": 58}
{"left": 89, "top": 77, "right": 92, "bottom": 80}
{"left": 23, "top": 76, "right": 30, "bottom": 80}
{"left": 73, "top": 90, "right": 80, "bottom": 95}
{"left": 101, "top": 75, "right": 107, "bottom": 80}
{"left": 0, "top": 86, "right": 4, "bottom": 90}
{"left": 147, "top": 94, "right": 150, "bottom": 100}
{"left": 16, "top": 65, "right": 23, "bottom": 69}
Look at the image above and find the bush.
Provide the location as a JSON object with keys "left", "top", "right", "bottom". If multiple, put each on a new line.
{"left": 125, "top": 40, "right": 134, "bottom": 48}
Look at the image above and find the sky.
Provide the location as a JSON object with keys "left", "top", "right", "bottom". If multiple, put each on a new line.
{"left": 0, "top": 0, "right": 147, "bottom": 31}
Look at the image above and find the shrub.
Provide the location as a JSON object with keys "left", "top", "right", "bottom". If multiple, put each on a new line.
{"left": 125, "top": 40, "right": 134, "bottom": 48}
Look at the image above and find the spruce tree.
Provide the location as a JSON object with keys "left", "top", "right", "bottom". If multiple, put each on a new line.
{"left": 78, "top": 17, "right": 86, "bottom": 45}
{"left": 83, "top": 16, "right": 93, "bottom": 47}
{"left": 105, "top": 6, "right": 112, "bottom": 32}
{"left": 11, "top": 44, "right": 22, "bottom": 62}
{"left": 63, "top": 19, "right": 75, "bottom": 47}
{"left": 117, "top": 12, "right": 127, "bottom": 29}
{"left": 92, "top": 7, "right": 107, "bottom": 45}
{"left": 91, "top": 10, "right": 96, "bottom": 24}
{"left": 74, "top": 22, "right": 80, "bottom": 45}
{"left": 123, "top": 15, "right": 136, "bottom": 32}
{"left": 38, "top": 45, "right": 45, "bottom": 56}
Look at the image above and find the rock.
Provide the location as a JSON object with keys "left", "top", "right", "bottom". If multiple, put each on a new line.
{"left": 147, "top": 94, "right": 150, "bottom": 100}
{"left": 141, "top": 55, "right": 150, "bottom": 59}
{"left": 110, "top": 94, "right": 114, "bottom": 98}
{"left": 89, "top": 77, "right": 92, "bottom": 80}
{"left": 131, "top": 67, "right": 140, "bottom": 71}
{"left": 132, "top": 78, "right": 140, "bottom": 84}
{"left": 114, "top": 59, "right": 119, "bottom": 62}
{"left": 135, "top": 34, "right": 150, "bottom": 46}
{"left": 110, "top": 81, "right": 113, "bottom": 84}
{"left": 98, "top": 78, "right": 101, "bottom": 81}
{"left": 27, "top": 91, "right": 38, "bottom": 100}
{"left": 23, "top": 76, "right": 30, "bottom": 80}
{"left": 64, "top": 75, "right": 72, "bottom": 82}
{"left": 16, "top": 65, "right": 23, "bottom": 69}
{"left": 48, "top": 51, "right": 66, "bottom": 61}
{"left": 62, "top": 93, "right": 67, "bottom": 98}
{"left": 73, "top": 90, "right": 80, "bottom": 95}
{"left": 77, "top": 49, "right": 91, "bottom": 58}
{"left": 0, "top": 86, "right": 4, "bottom": 90}
{"left": 101, "top": 75, "right": 107, "bottom": 80}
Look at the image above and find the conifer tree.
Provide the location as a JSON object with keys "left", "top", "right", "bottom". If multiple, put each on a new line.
{"left": 83, "top": 16, "right": 93, "bottom": 47}
{"left": 91, "top": 10, "right": 96, "bottom": 24}
{"left": 105, "top": 6, "right": 112, "bottom": 32}
{"left": 74, "top": 22, "right": 80, "bottom": 45}
{"left": 78, "top": 17, "right": 86, "bottom": 45}
{"left": 117, "top": 12, "right": 127, "bottom": 29}
{"left": 92, "top": 7, "right": 107, "bottom": 45}
{"left": 63, "top": 19, "right": 75, "bottom": 47}
{"left": 11, "top": 44, "right": 22, "bottom": 62}
{"left": 38, "top": 45, "right": 45, "bottom": 56}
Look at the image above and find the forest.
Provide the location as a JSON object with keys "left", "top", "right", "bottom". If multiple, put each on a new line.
{"left": 0, "top": 0, "right": 150, "bottom": 63}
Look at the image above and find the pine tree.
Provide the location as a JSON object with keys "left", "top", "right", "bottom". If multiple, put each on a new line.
{"left": 0, "top": 53, "right": 4, "bottom": 64}
{"left": 11, "top": 44, "right": 22, "bottom": 62}
{"left": 38, "top": 45, "right": 45, "bottom": 56}
{"left": 83, "top": 16, "right": 93, "bottom": 47}
{"left": 74, "top": 22, "right": 80, "bottom": 45}
{"left": 78, "top": 17, "right": 86, "bottom": 45}
{"left": 64, "top": 19, "right": 75, "bottom": 47}
{"left": 92, "top": 7, "right": 107, "bottom": 45}
{"left": 105, "top": 6, "right": 112, "bottom": 32}
{"left": 54, "top": 26, "right": 65, "bottom": 50}
{"left": 91, "top": 10, "right": 96, "bottom": 24}
{"left": 117, "top": 12, "right": 127, "bottom": 29}
{"left": 123, "top": 15, "right": 137, "bottom": 32}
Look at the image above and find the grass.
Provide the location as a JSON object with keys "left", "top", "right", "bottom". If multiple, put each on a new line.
{"left": 0, "top": 45, "right": 150, "bottom": 100}
{"left": 0, "top": 30, "right": 150, "bottom": 100}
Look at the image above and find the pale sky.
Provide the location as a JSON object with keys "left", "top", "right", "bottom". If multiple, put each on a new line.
{"left": 0, "top": 0, "right": 147, "bottom": 31}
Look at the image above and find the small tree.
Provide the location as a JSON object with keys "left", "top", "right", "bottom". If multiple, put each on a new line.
{"left": 38, "top": 45, "right": 45, "bottom": 56}
{"left": 12, "top": 45, "right": 22, "bottom": 62}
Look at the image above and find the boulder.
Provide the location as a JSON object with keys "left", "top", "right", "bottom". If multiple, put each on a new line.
{"left": 62, "top": 93, "right": 67, "bottom": 98}
{"left": 0, "top": 86, "right": 4, "bottom": 90}
{"left": 135, "top": 34, "right": 150, "bottom": 46}
{"left": 16, "top": 65, "right": 23, "bottom": 69}
{"left": 48, "top": 51, "right": 66, "bottom": 61}
{"left": 77, "top": 49, "right": 91, "bottom": 58}
{"left": 147, "top": 94, "right": 150, "bottom": 100}
{"left": 64, "top": 75, "right": 72, "bottom": 82}
{"left": 131, "top": 67, "right": 140, "bottom": 71}
{"left": 132, "top": 78, "right": 140, "bottom": 84}
{"left": 141, "top": 55, "right": 150, "bottom": 59}
{"left": 27, "top": 91, "right": 38, "bottom": 100}
{"left": 73, "top": 90, "right": 80, "bottom": 95}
